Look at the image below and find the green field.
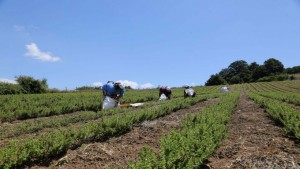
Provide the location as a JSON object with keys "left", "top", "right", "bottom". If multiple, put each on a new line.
{"left": 0, "top": 81, "right": 299, "bottom": 168}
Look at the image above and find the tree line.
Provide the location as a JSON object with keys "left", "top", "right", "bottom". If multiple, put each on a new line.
{"left": 205, "top": 58, "right": 299, "bottom": 86}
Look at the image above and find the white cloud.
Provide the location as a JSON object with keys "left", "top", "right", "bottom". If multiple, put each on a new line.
{"left": 25, "top": 43, "right": 61, "bottom": 62}
{"left": 92, "top": 82, "right": 103, "bottom": 87}
{"left": 13, "top": 25, "right": 25, "bottom": 32}
{"left": 0, "top": 78, "right": 17, "bottom": 84}
{"left": 140, "top": 83, "right": 155, "bottom": 89}
{"left": 117, "top": 80, "right": 139, "bottom": 89}
{"left": 14, "top": 24, "right": 39, "bottom": 32}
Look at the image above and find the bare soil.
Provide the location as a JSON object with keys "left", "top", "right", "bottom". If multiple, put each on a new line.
{"left": 204, "top": 93, "right": 300, "bottom": 169}
{"left": 28, "top": 98, "right": 217, "bottom": 169}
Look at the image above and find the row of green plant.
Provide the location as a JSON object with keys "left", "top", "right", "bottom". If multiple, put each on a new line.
{"left": 130, "top": 91, "right": 240, "bottom": 169}
{"left": 254, "top": 91, "right": 300, "bottom": 106}
{"left": 245, "top": 82, "right": 300, "bottom": 105}
{"left": 246, "top": 82, "right": 299, "bottom": 93}
{"left": 0, "top": 93, "right": 221, "bottom": 168}
{"left": 0, "top": 98, "right": 182, "bottom": 140}
{"left": 279, "top": 80, "right": 300, "bottom": 90}
{"left": 0, "top": 89, "right": 160, "bottom": 122}
{"left": 0, "top": 85, "right": 221, "bottom": 122}
{"left": 0, "top": 92, "right": 102, "bottom": 122}
{"left": 251, "top": 82, "right": 289, "bottom": 93}
{"left": 245, "top": 83, "right": 270, "bottom": 92}
{"left": 246, "top": 91, "right": 300, "bottom": 139}
{"left": 264, "top": 82, "right": 300, "bottom": 93}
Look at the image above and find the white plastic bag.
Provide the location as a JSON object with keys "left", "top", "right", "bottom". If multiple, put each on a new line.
{"left": 159, "top": 93, "right": 167, "bottom": 101}
{"left": 220, "top": 87, "right": 228, "bottom": 93}
{"left": 185, "top": 88, "right": 195, "bottom": 96}
{"left": 102, "top": 96, "right": 118, "bottom": 109}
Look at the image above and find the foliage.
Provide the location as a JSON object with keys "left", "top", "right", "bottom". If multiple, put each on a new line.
{"left": 205, "top": 58, "right": 288, "bottom": 85}
{"left": 256, "top": 74, "right": 288, "bottom": 82}
{"left": 286, "top": 66, "right": 300, "bottom": 74}
{"left": 16, "top": 76, "right": 48, "bottom": 94}
{"left": 205, "top": 74, "right": 226, "bottom": 86}
{"left": 264, "top": 58, "right": 284, "bottom": 75}
{"left": 0, "top": 82, "right": 24, "bottom": 95}
{"left": 251, "top": 65, "right": 268, "bottom": 82}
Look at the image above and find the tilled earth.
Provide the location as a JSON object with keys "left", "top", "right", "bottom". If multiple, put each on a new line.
{"left": 204, "top": 93, "right": 300, "bottom": 169}
{"left": 28, "top": 98, "right": 217, "bottom": 169}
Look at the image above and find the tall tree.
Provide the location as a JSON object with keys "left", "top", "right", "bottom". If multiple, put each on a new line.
{"left": 264, "top": 58, "right": 284, "bottom": 75}
{"left": 252, "top": 65, "right": 268, "bottom": 82}
{"left": 227, "top": 60, "right": 251, "bottom": 83}
{"left": 249, "top": 62, "right": 260, "bottom": 71}
{"left": 219, "top": 68, "right": 231, "bottom": 82}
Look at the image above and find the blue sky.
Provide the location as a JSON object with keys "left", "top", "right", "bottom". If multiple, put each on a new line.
{"left": 1, "top": 0, "right": 300, "bottom": 90}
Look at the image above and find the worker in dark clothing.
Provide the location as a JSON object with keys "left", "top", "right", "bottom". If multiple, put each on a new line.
{"left": 184, "top": 85, "right": 196, "bottom": 98}
{"left": 159, "top": 86, "right": 172, "bottom": 100}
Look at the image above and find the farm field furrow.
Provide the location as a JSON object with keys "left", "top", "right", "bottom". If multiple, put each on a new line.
{"left": 204, "top": 92, "right": 300, "bottom": 169}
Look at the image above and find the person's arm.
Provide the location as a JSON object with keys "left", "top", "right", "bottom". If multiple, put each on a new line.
{"left": 115, "top": 89, "right": 124, "bottom": 101}
{"left": 115, "top": 94, "right": 122, "bottom": 100}
{"left": 102, "top": 84, "right": 107, "bottom": 96}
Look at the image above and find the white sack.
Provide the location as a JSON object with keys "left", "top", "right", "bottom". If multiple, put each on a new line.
{"left": 220, "top": 87, "right": 228, "bottom": 93}
{"left": 130, "top": 103, "right": 144, "bottom": 107}
{"left": 102, "top": 96, "right": 118, "bottom": 109}
{"left": 159, "top": 93, "right": 167, "bottom": 101}
{"left": 185, "top": 88, "right": 195, "bottom": 96}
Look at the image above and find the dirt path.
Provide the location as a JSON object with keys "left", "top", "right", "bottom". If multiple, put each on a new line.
{"left": 204, "top": 93, "right": 300, "bottom": 169}
{"left": 28, "top": 98, "right": 217, "bottom": 169}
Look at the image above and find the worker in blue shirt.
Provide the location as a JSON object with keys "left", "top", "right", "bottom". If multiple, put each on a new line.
{"left": 102, "top": 81, "right": 125, "bottom": 107}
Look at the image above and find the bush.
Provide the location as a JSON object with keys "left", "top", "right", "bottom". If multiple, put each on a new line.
{"left": 16, "top": 76, "right": 48, "bottom": 94}
{"left": 256, "top": 74, "right": 288, "bottom": 82}
{"left": 0, "top": 83, "right": 24, "bottom": 95}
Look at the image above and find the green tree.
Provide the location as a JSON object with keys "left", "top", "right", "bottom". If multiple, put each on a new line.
{"left": 205, "top": 74, "right": 226, "bottom": 86}
{"left": 227, "top": 60, "right": 251, "bottom": 84}
{"left": 219, "top": 68, "right": 232, "bottom": 83}
{"left": 230, "top": 75, "right": 241, "bottom": 84}
{"left": 264, "top": 58, "right": 284, "bottom": 75}
{"left": 249, "top": 62, "right": 260, "bottom": 72}
{"left": 16, "top": 76, "right": 48, "bottom": 94}
{"left": 252, "top": 65, "right": 268, "bottom": 82}
{"left": 286, "top": 66, "right": 300, "bottom": 74}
